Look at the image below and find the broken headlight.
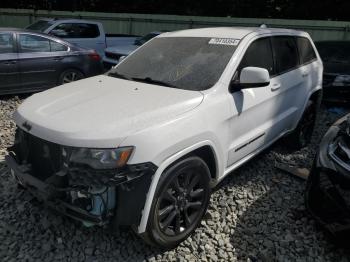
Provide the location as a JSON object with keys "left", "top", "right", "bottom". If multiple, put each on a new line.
{"left": 69, "top": 147, "right": 134, "bottom": 169}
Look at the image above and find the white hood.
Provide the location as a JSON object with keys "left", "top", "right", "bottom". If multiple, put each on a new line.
{"left": 14, "top": 75, "right": 204, "bottom": 148}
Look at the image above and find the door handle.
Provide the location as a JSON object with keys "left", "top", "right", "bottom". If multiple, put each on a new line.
{"left": 53, "top": 57, "right": 63, "bottom": 61}
{"left": 3, "top": 60, "right": 16, "bottom": 65}
{"left": 271, "top": 84, "right": 281, "bottom": 91}
{"left": 302, "top": 72, "right": 309, "bottom": 77}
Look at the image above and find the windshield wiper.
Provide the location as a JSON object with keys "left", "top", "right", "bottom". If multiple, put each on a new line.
{"left": 107, "top": 71, "right": 132, "bottom": 80}
{"left": 131, "top": 77, "right": 177, "bottom": 88}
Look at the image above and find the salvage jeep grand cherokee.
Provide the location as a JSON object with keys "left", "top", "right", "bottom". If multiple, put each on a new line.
{"left": 6, "top": 27, "right": 323, "bottom": 248}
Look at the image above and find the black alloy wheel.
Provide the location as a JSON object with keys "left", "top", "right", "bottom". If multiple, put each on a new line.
{"left": 142, "top": 156, "right": 211, "bottom": 248}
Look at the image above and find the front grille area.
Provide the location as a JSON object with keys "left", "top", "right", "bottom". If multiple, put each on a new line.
{"left": 11, "top": 129, "right": 63, "bottom": 181}
{"left": 105, "top": 51, "right": 122, "bottom": 60}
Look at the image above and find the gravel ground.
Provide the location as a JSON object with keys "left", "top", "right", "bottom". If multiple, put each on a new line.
{"left": 0, "top": 95, "right": 350, "bottom": 262}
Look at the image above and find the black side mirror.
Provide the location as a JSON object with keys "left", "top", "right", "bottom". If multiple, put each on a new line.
{"left": 229, "top": 80, "right": 242, "bottom": 93}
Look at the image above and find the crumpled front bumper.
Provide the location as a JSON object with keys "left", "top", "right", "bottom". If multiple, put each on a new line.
{"left": 5, "top": 150, "right": 157, "bottom": 227}
{"left": 6, "top": 154, "right": 108, "bottom": 225}
{"left": 305, "top": 113, "right": 350, "bottom": 244}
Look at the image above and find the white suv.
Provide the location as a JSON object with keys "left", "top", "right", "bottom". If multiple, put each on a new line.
{"left": 6, "top": 27, "right": 323, "bottom": 248}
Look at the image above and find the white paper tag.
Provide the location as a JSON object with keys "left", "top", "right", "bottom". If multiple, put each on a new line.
{"left": 208, "top": 38, "right": 239, "bottom": 46}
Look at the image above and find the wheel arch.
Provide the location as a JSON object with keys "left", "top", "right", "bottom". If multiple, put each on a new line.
{"left": 292, "top": 87, "right": 323, "bottom": 130}
{"left": 137, "top": 140, "right": 220, "bottom": 234}
{"left": 309, "top": 88, "right": 323, "bottom": 106}
{"left": 58, "top": 67, "right": 86, "bottom": 84}
{"left": 176, "top": 145, "right": 218, "bottom": 181}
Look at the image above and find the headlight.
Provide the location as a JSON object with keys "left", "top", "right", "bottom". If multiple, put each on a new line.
{"left": 69, "top": 147, "right": 134, "bottom": 169}
{"left": 333, "top": 75, "right": 350, "bottom": 86}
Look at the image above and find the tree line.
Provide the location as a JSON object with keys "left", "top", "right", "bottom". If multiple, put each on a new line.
{"left": 1, "top": 0, "right": 349, "bottom": 21}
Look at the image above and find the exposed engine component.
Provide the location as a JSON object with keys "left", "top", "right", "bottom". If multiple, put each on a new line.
{"left": 70, "top": 186, "right": 116, "bottom": 227}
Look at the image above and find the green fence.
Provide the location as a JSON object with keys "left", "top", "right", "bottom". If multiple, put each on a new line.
{"left": 1, "top": 8, "right": 350, "bottom": 41}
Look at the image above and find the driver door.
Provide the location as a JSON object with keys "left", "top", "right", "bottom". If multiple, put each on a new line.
{"left": 227, "top": 37, "right": 281, "bottom": 166}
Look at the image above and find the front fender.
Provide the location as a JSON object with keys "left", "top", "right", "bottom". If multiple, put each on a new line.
{"left": 136, "top": 139, "right": 220, "bottom": 234}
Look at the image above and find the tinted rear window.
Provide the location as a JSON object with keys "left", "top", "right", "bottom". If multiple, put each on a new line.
{"left": 51, "top": 23, "right": 100, "bottom": 38}
{"left": 272, "top": 36, "right": 299, "bottom": 74}
{"left": 297, "top": 37, "right": 317, "bottom": 64}
{"left": 316, "top": 41, "right": 350, "bottom": 64}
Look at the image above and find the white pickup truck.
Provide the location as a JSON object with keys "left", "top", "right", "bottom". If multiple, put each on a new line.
{"left": 26, "top": 19, "right": 139, "bottom": 56}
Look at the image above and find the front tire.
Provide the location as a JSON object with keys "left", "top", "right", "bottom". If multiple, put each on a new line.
{"left": 141, "top": 156, "right": 211, "bottom": 248}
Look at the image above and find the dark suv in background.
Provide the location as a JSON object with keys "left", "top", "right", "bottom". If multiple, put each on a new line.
{"left": 316, "top": 41, "right": 350, "bottom": 105}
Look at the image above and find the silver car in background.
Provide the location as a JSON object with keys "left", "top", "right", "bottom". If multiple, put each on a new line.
{"left": 103, "top": 31, "right": 165, "bottom": 69}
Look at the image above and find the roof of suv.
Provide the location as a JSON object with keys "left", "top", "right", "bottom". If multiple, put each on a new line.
{"left": 161, "top": 27, "right": 304, "bottom": 39}
{"left": 33, "top": 18, "right": 101, "bottom": 24}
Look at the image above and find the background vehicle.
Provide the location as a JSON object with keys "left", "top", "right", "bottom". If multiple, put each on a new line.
{"left": 305, "top": 114, "right": 350, "bottom": 246}
{"left": 0, "top": 28, "right": 103, "bottom": 95}
{"left": 7, "top": 27, "right": 322, "bottom": 248}
{"left": 315, "top": 41, "right": 350, "bottom": 105}
{"left": 26, "top": 19, "right": 140, "bottom": 56}
{"left": 103, "top": 31, "right": 165, "bottom": 68}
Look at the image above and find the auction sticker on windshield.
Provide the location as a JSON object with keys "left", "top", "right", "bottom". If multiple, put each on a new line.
{"left": 209, "top": 38, "right": 239, "bottom": 46}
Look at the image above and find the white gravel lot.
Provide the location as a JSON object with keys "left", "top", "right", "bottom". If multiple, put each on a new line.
{"left": 0, "top": 95, "right": 349, "bottom": 261}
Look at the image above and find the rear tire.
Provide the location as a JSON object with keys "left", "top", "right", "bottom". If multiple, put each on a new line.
{"left": 58, "top": 69, "right": 84, "bottom": 85}
{"left": 285, "top": 100, "right": 318, "bottom": 150}
{"left": 140, "top": 156, "right": 211, "bottom": 248}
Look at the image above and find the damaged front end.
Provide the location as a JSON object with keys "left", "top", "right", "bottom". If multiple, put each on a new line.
{"left": 305, "top": 113, "right": 350, "bottom": 244}
{"left": 5, "top": 128, "right": 157, "bottom": 228}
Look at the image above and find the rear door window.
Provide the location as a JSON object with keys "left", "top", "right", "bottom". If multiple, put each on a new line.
{"left": 50, "top": 41, "right": 68, "bottom": 52}
{"left": 296, "top": 37, "right": 317, "bottom": 65}
{"left": 73, "top": 23, "right": 100, "bottom": 38}
{"left": 51, "top": 23, "right": 99, "bottom": 38}
{"left": 19, "top": 34, "right": 51, "bottom": 53}
{"left": 238, "top": 37, "right": 274, "bottom": 76}
{"left": 50, "top": 23, "right": 74, "bottom": 38}
{"left": 19, "top": 34, "right": 68, "bottom": 53}
{"left": 272, "top": 36, "right": 299, "bottom": 74}
{"left": 0, "top": 33, "right": 15, "bottom": 53}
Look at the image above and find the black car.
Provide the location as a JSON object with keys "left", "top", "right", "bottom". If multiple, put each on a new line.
{"left": 315, "top": 41, "right": 350, "bottom": 105}
{"left": 305, "top": 113, "right": 350, "bottom": 246}
{"left": 0, "top": 28, "right": 103, "bottom": 95}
